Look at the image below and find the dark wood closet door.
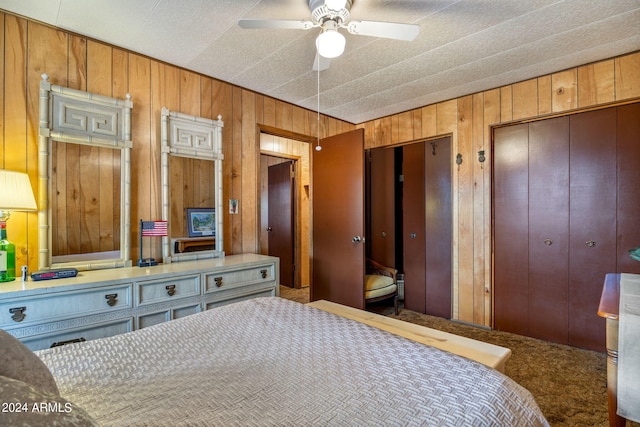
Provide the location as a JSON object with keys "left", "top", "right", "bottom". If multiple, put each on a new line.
{"left": 403, "top": 142, "right": 426, "bottom": 313}
{"left": 312, "top": 129, "right": 365, "bottom": 309}
{"left": 493, "top": 123, "right": 530, "bottom": 335}
{"left": 268, "top": 161, "right": 294, "bottom": 287}
{"left": 424, "top": 137, "right": 452, "bottom": 318}
{"left": 617, "top": 103, "right": 640, "bottom": 275}
{"left": 568, "top": 109, "right": 617, "bottom": 351}
{"left": 528, "top": 117, "right": 570, "bottom": 343}
{"left": 368, "top": 147, "right": 396, "bottom": 268}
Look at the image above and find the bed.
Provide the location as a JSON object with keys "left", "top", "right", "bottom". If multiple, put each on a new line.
{"left": 1, "top": 297, "right": 549, "bottom": 426}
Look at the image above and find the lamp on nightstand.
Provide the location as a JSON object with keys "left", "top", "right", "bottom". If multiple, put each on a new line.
{"left": 0, "top": 169, "right": 37, "bottom": 282}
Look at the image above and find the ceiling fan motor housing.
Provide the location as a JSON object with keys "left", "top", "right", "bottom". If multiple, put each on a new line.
{"left": 309, "top": 0, "right": 352, "bottom": 24}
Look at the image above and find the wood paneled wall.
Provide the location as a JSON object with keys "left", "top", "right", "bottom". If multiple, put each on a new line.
{"left": 0, "top": 12, "right": 354, "bottom": 273}
{"left": 356, "top": 51, "right": 640, "bottom": 326}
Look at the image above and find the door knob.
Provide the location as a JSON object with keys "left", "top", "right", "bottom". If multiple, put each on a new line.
{"left": 586, "top": 240, "right": 596, "bottom": 248}
{"left": 266, "top": 226, "right": 272, "bottom": 232}
{"left": 352, "top": 236, "right": 363, "bottom": 243}
{"left": 544, "top": 239, "right": 553, "bottom": 246}
{"left": 410, "top": 232, "right": 417, "bottom": 239}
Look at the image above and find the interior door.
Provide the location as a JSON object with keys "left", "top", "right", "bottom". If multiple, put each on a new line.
{"left": 367, "top": 147, "right": 396, "bottom": 268}
{"left": 528, "top": 117, "right": 569, "bottom": 344}
{"left": 617, "top": 103, "right": 640, "bottom": 275}
{"left": 402, "top": 142, "right": 426, "bottom": 313}
{"left": 312, "top": 129, "right": 365, "bottom": 309}
{"left": 493, "top": 123, "right": 530, "bottom": 335}
{"left": 424, "top": 136, "right": 452, "bottom": 318}
{"left": 268, "top": 161, "right": 294, "bottom": 287}
{"left": 568, "top": 108, "right": 616, "bottom": 351}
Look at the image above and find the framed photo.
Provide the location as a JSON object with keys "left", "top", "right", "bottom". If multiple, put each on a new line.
{"left": 186, "top": 208, "right": 216, "bottom": 237}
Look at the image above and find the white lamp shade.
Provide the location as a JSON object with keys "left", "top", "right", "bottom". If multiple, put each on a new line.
{"left": 0, "top": 170, "right": 37, "bottom": 211}
{"left": 316, "top": 29, "right": 346, "bottom": 59}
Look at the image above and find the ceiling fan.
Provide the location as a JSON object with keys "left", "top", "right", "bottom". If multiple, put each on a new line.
{"left": 238, "top": 0, "right": 420, "bottom": 70}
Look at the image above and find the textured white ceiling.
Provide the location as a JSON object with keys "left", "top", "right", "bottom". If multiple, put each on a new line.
{"left": 1, "top": 0, "right": 639, "bottom": 124}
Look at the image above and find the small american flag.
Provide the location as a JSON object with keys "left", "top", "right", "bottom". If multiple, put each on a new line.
{"left": 141, "top": 220, "right": 168, "bottom": 237}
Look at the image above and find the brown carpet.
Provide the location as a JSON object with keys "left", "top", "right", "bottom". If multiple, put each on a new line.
{"left": 279, "top": 285, "right": 638, "bottom": 427}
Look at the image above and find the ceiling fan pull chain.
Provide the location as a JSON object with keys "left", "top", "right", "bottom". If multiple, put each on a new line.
{"left": 316, "top": 64, "right": 322, "bottom": 151}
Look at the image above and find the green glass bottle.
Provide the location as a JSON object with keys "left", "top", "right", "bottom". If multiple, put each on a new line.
{"left": 0, "top": 220, "right": 16, "bottom": 282}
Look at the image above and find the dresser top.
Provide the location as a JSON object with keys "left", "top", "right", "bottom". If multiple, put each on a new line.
{"left": 0, "top": 254, "right": 278, "bottom": 299}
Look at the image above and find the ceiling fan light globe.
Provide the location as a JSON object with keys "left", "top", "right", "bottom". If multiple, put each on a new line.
{"left": 325, "top": 0, "right": 347, "bottom": 11}
{"left": 316, "top": 29, "right": 346, "bottom": 58}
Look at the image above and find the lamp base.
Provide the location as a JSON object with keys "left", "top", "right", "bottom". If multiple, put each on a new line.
{"left": 0, "top": 276, "right": 16, "bottom": 282}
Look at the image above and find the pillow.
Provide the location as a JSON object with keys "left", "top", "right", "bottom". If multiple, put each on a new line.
{"left": 0, "top": 375, "right": 98, "bottom": 426}
{"left": 364, "top": 274, "right": 394, "bottom": 292}
{"left": 0, "top": 329, "right": 59, "bottom": 396}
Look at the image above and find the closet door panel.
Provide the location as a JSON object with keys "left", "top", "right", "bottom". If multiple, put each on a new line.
{"left": 493, "top": 124, "right": 530, "bottom": 335}
{"left": 528, "top": 117, "right": 570, "bottom": 343}
{"left": 403, "top": 142, "right": 426, "bottom": 313}
{"left": 569, "top": 108, "right": 616, "bottom": 352}
{"left": 424, "top": 137, "right": 452, "bottom": 318}
{"left": 368, "top": 148, "right": 396, "bottom": 268}
{"left": 617, "top": 103, "right": 640, "bottom": 275}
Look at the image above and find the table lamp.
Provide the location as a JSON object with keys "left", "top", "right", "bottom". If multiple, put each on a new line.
{"left": 0, "top": 169, "right": 37, "bottom": 282}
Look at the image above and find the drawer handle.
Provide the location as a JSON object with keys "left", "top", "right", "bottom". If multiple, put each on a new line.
{"left": 50, "top": 337, "right": 86, "bottom": 348}
{"left": 9, "top": 307, "right": 26, "bottom": 323}
{"left": 105, "top": 293, "right": 118, "bottom": 307}
{"left": 260, "top": 269, "right": 268, "bottom": 279}
{"left": 166, "top": 284, "right": 176, "bottom": 296}
{"left": 215, "top": 277, "right": 223, "bottom": 288}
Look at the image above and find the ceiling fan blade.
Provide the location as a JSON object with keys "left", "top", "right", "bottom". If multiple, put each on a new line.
{"left": 313, "top": 53, "right": 332, "bottom": 71}
{"left": 238, "top": 19, "right": 315, "bottom": 30}
{"left": 346, "top": 20, "right": 419, "bottom": 41}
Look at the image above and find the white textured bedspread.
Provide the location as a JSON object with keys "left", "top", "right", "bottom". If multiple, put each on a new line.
{"left": 37, "top": 297, "right": 549, "bottom": 426}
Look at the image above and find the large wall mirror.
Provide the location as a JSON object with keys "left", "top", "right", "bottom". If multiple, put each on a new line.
{"left": 38, "top": 74, "right": 133, "bottom": 270}
{"left": 161, "top": 108, "right": 224, "bottom": 263}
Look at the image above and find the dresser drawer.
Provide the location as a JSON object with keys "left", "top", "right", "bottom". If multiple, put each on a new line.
{"left": 204, "top": 263, "right": 275, "bottom": 293}
{"left": 0, "top": 284, "right": 133, "bottom": 326}
{"left": 136, "top": 274, "right": 200, "bottom": 306}
{"left": 20, "top": 317, "right": 134, "bottom": 351}
{"left": 138, "top": 303, "right": 201, "bottom": 329}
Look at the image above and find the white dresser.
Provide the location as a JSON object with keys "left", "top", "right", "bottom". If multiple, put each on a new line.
{"left": 0, "top": 254, "right": 279, "bottom": 350}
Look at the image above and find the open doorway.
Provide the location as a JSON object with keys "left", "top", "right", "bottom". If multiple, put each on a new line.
{"left": 259, "top": 132, "right": 311, "bottom": 289}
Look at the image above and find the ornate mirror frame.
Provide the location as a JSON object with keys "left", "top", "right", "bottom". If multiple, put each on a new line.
{"left": 161, "top": 108, "right": 224, "bottom": 263}
{"left": 38, "top": 74, "right": 133, "bottom": 270}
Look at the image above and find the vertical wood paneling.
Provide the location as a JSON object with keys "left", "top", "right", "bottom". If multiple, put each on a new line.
{"left": 500, "top": 86, "right": 513, "bottom": 122}
{"left": 512, "top": 79, "right": 538, "bottom": 121}
{"left": 420, "top": 105, "right": 437, "bottom": 138}
{"left": 68, "top": 35, "right": 87, "bottom": 91}
{"left": 472, "top": 92, "right": 486, "bottom": 325}
{"left": 456, "top": 95, "right": 474, "bottom": 322}
{"left": 615, "top": 52, "right": 640, "bottom": 100}
{"left": 231, "top": 86, "right": 243, "bottom": 254}
{"left": 537, "top": 75, "right": 552, "bottom": 116}
{"left": 128, "top": 54, "right": 151, "bottom": 261}
{"left": 10, "top": 18, "right": 33, "bottom": 267}
{"left": 552, "top": 69, "right": 578, "bottom": 112}
{"left": 482, "top": 88, "right": 500, "bottom": 326}
{"left": 242, "top": 89, "right": 257, "bottom": 253}
{"left": 578, "top": 60, "right": 615, "bottom": 108}
{"left": 397, "top": 111, "right": 413, "bottom": 143}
